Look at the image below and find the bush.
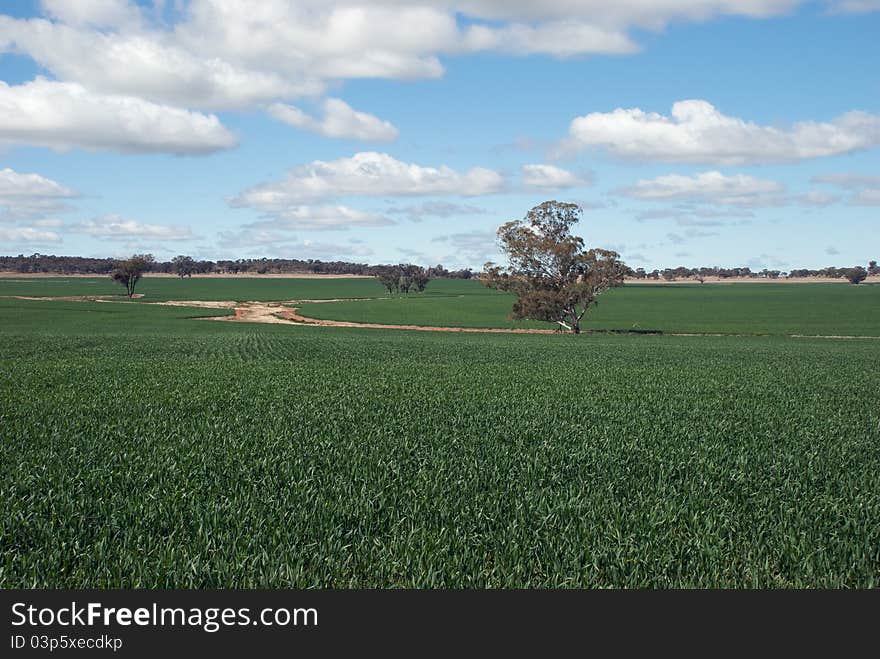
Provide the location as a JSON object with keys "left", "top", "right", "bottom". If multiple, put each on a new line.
{"left": 846, "top": 266, "right": 868, "bottom": 285}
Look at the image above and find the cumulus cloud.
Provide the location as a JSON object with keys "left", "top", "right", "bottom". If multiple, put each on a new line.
{"left": 0, "top": 226, "right": 62, "bottom": 243}
{"left": 0, "top": 167, "right": 78, "bottom": 220}
{"left": 0, "top": 1, "right": 808, "bottom": 118}
{"left": 68, "top": 214, "right": 195, "bottom": 240}
{"left": 231, "top": 152, "right": 505, "bottom": 218}
{"left": 0, "top": 167, "right": 76, "bottom": 199}
{"left": 557, "top": 100, "right": 880, "bottom": 164}
{"left": 268, "top": 99, "right": 398, "bottom": 142}
{"left": 40, "top": 0, "right": 142, "bottom": 29}
{"left": 0, "top": 1, "right": 838, "bottom": 162}
{"left": 0, "top": 15, "right": 321, "bottom": 110}
{"left": 617, "top": 171, "right": 785, "bottom": 206}
{"left": 0, "top": 78, "right": 237, "bottom": 155}
{"left": 461, "top": 21, "right": 637, "bottom": 57}
{"left": 244, "top": 205, "right": 395, "bottom": 232}
{"left": 520, "top": 164, "right": 592, "bottom": 190}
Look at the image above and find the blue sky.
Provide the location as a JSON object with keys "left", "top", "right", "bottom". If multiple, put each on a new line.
{"left": 0, "top": 0, "right": 878, "bottom": 271}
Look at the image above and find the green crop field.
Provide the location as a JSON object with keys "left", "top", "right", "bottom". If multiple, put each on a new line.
{"left": 0, "top": 275, "right": 385, "bottom": 301}
{"left": 298, "top": 281, "right": 880, "bottom": 335}
{"left": 2, "top": 289, "right": 879, "bottom": 588}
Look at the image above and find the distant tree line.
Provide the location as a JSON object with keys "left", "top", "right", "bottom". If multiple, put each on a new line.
{"left": 0, "top": 253, "right": 474, "bottom": 279}
{"left": 625, "top": 262, "right": 878, "bottom": 284}
{"left": 2, "top": 253, "right": 876, "bottom": 285}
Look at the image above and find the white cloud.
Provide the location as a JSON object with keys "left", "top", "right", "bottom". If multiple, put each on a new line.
{"left": 268, "top": 99, "right": 398, "bottom": 142}
{"left": 558, "top": 100, "right": 880, "bottom": 164}
{"left": 68, "top": 214, "right": 195, "bottom": 240}
{"left": 521, "top": 164, "right": 591, "bottom": 190}
{"left": 618, "top": 171, "right": 785, "bottom": 206}
{"left": 40, "top": 0, "right": 142, "bottom": 28}
{"left": 0, "top": 167, "right": 78, "bottom": 221}
{"left": 0, "top": 226, "right": 62, "bottom": 242}
{"left": 231, "top": 152, "right": 505, "bottom": 214}
{"left": 31, "top": 217, "right": 65, "bottom": 227}
{"left": 0, "top": 1, "right": 808, "bottom": 119}
{"left": 812, "top": 173, "right": 880, "bottom": 206}
{"left": 385, "top": 201, "right": 486, "bottom": 221}
{"left": 0, "top": 78, "right": 237, "bottom": 155}
{"left": 0, "top": 167, "right": 77, "bottom": 199}
{"left": 245, "top": 205, "right": 395, "bottom": 231}
{"left": 0, "top": 16, "right": 318, "bottom": 110}
{"left": 461, "top": 21, "right": 637, "bottom": 57}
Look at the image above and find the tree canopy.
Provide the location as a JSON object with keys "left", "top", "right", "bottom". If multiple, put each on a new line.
{"left": 111, "top": 254, "right": 155, "bottom": 298}
{"left": 483, "top": 201, "right": 625, "bottom": 334}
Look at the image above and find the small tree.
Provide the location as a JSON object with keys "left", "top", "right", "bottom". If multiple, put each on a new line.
{"left": 376, "top": 268, "right": 399, "bottom": 295}
{"left": 846, "top": 266, "right": 868, "bottom": 285}
{"left": 111, "top": 254, "right": 154, "bottom": 298}
{"left": 868, "top": 260, "right": 879, "bottom": 276}
{"left": 412, "top": 268, "right": 430, "bottom": 293}
{"left": 172, "top": 254, "right": 197, "bottom": 278}
{"left": 483, "top": 201, "right": 625, "bottom": 334}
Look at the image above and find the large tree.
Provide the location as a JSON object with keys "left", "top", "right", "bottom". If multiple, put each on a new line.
{"left": 483, "top": 201, "right": 625, "bottom": 334}
{"left": 111, "top": 254, "right": 155, "bottom": 298}
{"left": 846, "top": 266, "right": 867, "bottom": 285}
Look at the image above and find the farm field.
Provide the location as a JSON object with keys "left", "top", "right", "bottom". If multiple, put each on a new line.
{"left": 4, "top": 276, "right": 878, "bottom": 336}
{"left": 0, "top": 274, "right": 387, "bottom": 302}
{"left": 1, "top": 288, "right": 879, "bottom": 588}
{"left": 301, "top": 281, "right": 880, "bottom": 336}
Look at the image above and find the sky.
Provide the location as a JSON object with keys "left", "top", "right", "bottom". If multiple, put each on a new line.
{"left": 0, "top": 0, "right": 878, "bottom": 271}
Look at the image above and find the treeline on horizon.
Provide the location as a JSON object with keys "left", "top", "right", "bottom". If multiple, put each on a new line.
{"left": 0, "top": 254, "right": 475, "bottom": 279}
{"left": 1, "top": 253, "right": 878, "bottom": 281}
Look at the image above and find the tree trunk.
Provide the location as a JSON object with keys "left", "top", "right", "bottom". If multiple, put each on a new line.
{"left": 570, "top": 310, "right": 580, "bottom": 334}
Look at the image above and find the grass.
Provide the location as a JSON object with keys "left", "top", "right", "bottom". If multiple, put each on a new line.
{"left": 0, "top": 275, "right": 386, "bottom": 301}
{"left": 298, "top": 282, "right": 880, "bottom": 335}
{"left": 1, "top": 295, "right": 879, "bottom": 587}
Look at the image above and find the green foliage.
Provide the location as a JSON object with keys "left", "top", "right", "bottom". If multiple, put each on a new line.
{"left": 483, "top": 201, "right": 625, "bottom": 333}
{"left": 846, "top": 267, "right": 868, "bottom": 285}
{"left": 1, "top": 296, "right": 879, "bottom": 588}
{"left": 111, "top": 254, "right": 154, "bottom": 298}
